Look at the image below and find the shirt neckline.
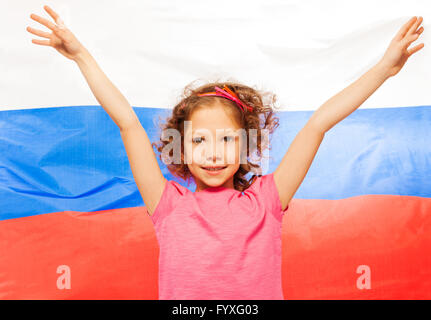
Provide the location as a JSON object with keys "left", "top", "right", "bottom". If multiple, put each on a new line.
{"left": 194, "top": 185, "right": 238, "bottom": 193}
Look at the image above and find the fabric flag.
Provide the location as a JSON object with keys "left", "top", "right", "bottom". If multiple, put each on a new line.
{"left": 1, "top": 0, "right": 430, "bottom": 299}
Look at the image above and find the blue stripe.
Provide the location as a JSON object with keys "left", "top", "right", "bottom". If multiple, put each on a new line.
{"left": 1, "top": 105, "right": 430, "bottom": 220}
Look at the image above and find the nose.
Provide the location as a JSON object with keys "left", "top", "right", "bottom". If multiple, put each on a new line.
{"left": 206, "top": 139, "right": 223, "bottom": 163}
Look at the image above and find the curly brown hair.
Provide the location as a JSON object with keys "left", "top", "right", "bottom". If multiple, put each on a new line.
{"left": 151, "top": 78, "right": 281, "bottom": 192}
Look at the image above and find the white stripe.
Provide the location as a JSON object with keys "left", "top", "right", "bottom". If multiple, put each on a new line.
{"left": 1, "top": 0, "right": 430, "bottom": 111}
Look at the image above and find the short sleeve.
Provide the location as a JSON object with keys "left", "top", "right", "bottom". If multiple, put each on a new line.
{"left": 247, "top": 172, "right": 289, "bottom": 220}
{"left": 148, "top": 180, "right": 189, "bottom": 225}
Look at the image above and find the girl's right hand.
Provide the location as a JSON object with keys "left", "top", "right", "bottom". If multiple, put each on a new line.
{"left": 27, "top": 5, "right": 86, "bottom": 61}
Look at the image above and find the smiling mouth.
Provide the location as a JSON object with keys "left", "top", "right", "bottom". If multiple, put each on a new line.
{"left": 201, "top": 166, "right": 227, "bottom": 171}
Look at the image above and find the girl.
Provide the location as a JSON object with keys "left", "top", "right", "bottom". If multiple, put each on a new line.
{"left": 27, "top": 6, "right": 424, "bottom": 300}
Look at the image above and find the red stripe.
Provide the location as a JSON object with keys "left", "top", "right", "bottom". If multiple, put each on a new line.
{"left": 1, "top": 194, "right": 430, "bottom": 299}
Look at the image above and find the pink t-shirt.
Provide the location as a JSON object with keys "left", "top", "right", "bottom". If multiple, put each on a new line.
{"left": 149, "top": 172, "right": 289, "bottom": 300}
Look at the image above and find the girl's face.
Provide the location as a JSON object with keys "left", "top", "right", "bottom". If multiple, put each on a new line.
{"left": 184, "top": 104, "right": 244, "bottom": 192}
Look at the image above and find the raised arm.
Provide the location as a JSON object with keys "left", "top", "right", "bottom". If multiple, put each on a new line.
{"left": 274, "top": 16, "right": 425, "bottom": 211}
{"left": 27, "top": 5, "right": 167, "bottom": 215}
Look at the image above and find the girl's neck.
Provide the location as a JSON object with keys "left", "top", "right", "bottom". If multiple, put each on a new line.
{"left": 194, "top": 178, "right": 235, "bottom": 193}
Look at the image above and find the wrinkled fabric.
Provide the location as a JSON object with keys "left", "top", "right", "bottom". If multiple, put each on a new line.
{"left": 150, "top": 172, "right": 289, "bottom": 300}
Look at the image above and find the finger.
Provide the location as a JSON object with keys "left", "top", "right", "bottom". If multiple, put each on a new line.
{"left": 406, "top": 16, "right": 423, "bottom": 36}
{"left": 402, "top": 32, "right": 421, "bottom": 47}
{"left": 31, "top": 39, "right": 51, "bottom": 46}
{"left": 395, "top": 16, "right": 417, "bottom": 41}
{"left": 408, "top": 32, "right": 421, "bottom": 42}
{"left": 43, "top": 5, "right": 60, "bottom": 22}
{"left": 30, "top": 13, "right": 57, "bottom": 31}
{"left": 407, "top": 43, "right": 425, "bottom": 56}
{"left": 26, "top": 26, "right": 51, "bottom": 39}
{"left": 44, "top": 5, "right": 66, "bottom": 28}
{"left": 409, "top": 26, "right": 425, "bottom": 42}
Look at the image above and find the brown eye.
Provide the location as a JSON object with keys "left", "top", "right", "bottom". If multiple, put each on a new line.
{"left": 193, "top": 137, "right": 204, "bottom": 144}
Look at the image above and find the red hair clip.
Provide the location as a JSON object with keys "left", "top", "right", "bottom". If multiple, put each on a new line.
{"left": 197, "top": 85, "right": 253, "bottom": 112}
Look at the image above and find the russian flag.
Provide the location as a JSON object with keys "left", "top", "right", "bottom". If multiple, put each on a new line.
{"left": 1, "top": 0, "right": 430, "bottom": 299}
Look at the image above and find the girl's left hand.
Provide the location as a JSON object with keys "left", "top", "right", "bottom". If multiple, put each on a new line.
{"left": 379, "top": 16, "right": 425, "bottom": 78}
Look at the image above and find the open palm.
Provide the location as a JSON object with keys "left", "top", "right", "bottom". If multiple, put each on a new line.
{"left": 27, "top": 5, "right": 85, "bottom": 61}
{"left": 379, "top": 16, "right": 425, "bottom": 77}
